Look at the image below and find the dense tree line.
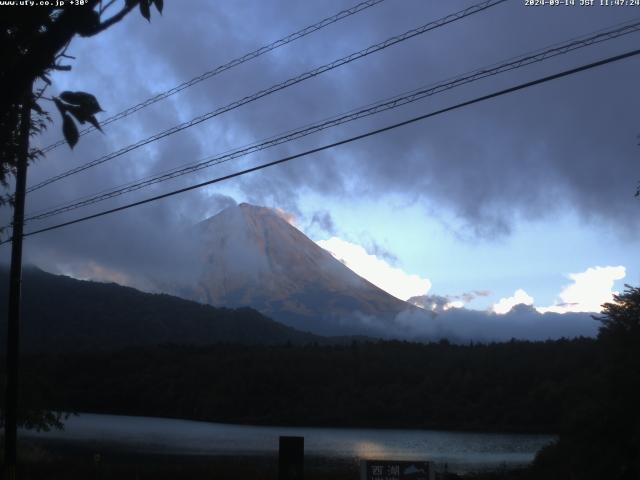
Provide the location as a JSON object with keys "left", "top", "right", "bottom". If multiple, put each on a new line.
{"left": 526, "top": 285, "right": 640, "bottom": 480}
{"left": 14, "top": 338, "right": 599, "bottom": 434}
{"left": 468, "top": 286, "right": 640, "bottom": 480}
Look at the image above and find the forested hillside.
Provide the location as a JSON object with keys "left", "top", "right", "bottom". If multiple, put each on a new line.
{"left": 0, "top": 267, "right": 321, "bottom": 351}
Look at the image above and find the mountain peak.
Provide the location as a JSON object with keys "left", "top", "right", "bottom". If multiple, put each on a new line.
{"left": 189, "top": 204, "right": 424, "bottom": 335}
{"left": 213, "top": 202, "right": 283, "bottom": 220}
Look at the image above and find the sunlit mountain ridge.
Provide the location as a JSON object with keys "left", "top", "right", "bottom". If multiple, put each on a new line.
{"left": 185, "top": 203, "right": 432, "bottom": 336}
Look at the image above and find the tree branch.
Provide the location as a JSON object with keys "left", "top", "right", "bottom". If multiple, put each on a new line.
{"left": 0, "top": 1, "right": 138, "bottom": 113}
{"left": 100, "top": 0, "right": 118, "bottom": 15}
{"left": 54, "top": 39, "right": 72, "bottom": 60}
{"left": 85, "top": 3, "right": 137, "bottom": 37}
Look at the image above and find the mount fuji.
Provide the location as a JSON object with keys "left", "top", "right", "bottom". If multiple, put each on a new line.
{"left": 184, "top": 203, "right": 432, "bottom": 336}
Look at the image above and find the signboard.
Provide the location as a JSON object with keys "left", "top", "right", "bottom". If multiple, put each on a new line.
{"left": 360, "top": 460, "right": 435, "bottom": 480}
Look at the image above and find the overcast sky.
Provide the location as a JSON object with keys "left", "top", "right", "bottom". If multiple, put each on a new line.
{"left": 2, "top": 0, "right": 639, "bottom": 319}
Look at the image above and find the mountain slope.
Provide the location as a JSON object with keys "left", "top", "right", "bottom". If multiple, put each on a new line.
{"left": 188, "top": 203, "right": 431, "bottom": 335}
{"left": 0, "top": 267, "right": 322, "bottom": 352}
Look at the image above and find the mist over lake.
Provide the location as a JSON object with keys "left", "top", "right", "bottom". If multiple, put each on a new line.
{"left": 21, "top": 413, "right": 554, "bottom": 473}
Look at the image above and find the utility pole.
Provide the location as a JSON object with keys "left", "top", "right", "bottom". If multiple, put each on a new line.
{"left": 4, "top": 84, "right": 32, "bottom": 480}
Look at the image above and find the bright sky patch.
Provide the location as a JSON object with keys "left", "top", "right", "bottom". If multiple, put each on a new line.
{"left": 317, "top": 236, "right": 431, "bottom": 301}
{"left": 537, "top": 266, "right": 626, "bottom": 314}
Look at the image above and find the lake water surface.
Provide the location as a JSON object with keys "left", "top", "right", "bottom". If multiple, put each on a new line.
{"left": 21, "top": 413, "right": 555, "bottom": 472}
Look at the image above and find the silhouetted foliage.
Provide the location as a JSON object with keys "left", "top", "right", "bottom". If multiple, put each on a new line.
{"left": 527, "top": 285, "right": 640, "bottom": 480}
{"left": 0, "top": 0, "right": 161, "bottom": 206}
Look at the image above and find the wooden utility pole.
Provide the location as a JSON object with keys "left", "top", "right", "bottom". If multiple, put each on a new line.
{"left": 279, "top": 436, "right": 304, "bottom": 480}
{"left": 4, "top": 85, "right": 32, "bottom": 480}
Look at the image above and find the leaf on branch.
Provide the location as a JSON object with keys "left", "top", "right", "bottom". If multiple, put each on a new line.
{"left": 140, "top": 0, "right": 151, "bottom": 21}
{"left": 53, "top": 98, "right": 67, "bottom": 115}
{"left": 31, "top": 101, "right": 45, "bottom": 115}
{"left": 87, "top": 115, "right": 103, "bottom": 133}
{"left": 59, "top": 91, "right": 103, "bottom": 115}
{"left": 29, "top": 147, "right": 45, "bottom": 161}
{"left": 153, "top": 0, "right": 163, "bottom": 14}
{"left": 62, "top": 114, "right": 79, "bottom": 149}
{"left": 67, "top": 105, "right": 88, "bottom": 124}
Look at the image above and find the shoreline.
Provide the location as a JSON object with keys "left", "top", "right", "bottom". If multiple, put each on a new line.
{"left": 13, "top": 438, "right": 361, "bottom": 480}
{"left": 14, "top": 434, "right": 538, "bottom": 477}
{"left": 26, "top": 410, "right": 558, "bottom": 436}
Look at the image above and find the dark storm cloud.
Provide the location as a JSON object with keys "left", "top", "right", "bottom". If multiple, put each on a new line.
{"left": 407, "top": 293, "right": 451, "bottom": 311}
{"left": 308, "top": 210, "right": 337, "bottom": 236}
{"left": 408, "top": 290, "right": 492, "bottom": 311}
{"left": 2, "top": 0, "right": 639, "bottom": 286}
{"left": 357, "top": 232, "right": 399, "bottom": 265}
{"left": 461, "top": 290, "right": 491, "bottom": 302}
{"left": 216, "top": 0, "right": 640, "bottom": 238}
{"left": 366, "top": 241, "right": 399, "bottom": 265}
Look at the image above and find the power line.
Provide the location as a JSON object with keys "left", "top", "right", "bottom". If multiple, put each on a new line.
{"left": 4, "top": 47, "right": 638, "bottom": 246}
{"left": 38, "top": 0, "right": 388, "bottom": 154}
{"left": 21, "top": 18, "right": 640, "bottom": 223}
{"left": 26, "top": 0, "right": 507, "bottom": 193}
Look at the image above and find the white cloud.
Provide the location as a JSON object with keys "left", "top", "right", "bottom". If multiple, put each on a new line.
{"left": 444, "top": 300, "right": 464, "bottom": 310}
{"left": 492, "top": 289, "right": 534, "bottom": 314}
{"left": 316, "top": 236, "right": 431, "bottom": 301}
{"left": 537, "top": 265, "right": 626, "bottom": 314}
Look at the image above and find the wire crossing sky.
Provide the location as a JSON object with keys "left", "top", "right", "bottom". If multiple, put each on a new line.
{"left": 5, "top": 46, "right": 638, "bottom": 245}
{"left": 20, "top": 18, "right": 640, "bottom": 225}
{"left": 38, "top": 0, "right": 388, "bottom": 154}
{"left": 26, "top": 0, "right": 507, "bottom": 194}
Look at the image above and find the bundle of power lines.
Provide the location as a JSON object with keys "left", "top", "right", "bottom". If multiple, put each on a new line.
{"left": 3, "top": 0, "right": 640, "bottom": 244}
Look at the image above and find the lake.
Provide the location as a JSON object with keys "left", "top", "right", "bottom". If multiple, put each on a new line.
{"left": 21, "top": 413, "right": 555, "bottom": 473}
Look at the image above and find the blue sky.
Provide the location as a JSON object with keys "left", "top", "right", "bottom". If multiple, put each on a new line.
{"left": 307, "top": 195, "right": 636, "bottom": 310}
{"left": 1, "top": 0, "right": 639, "bottom": 323}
